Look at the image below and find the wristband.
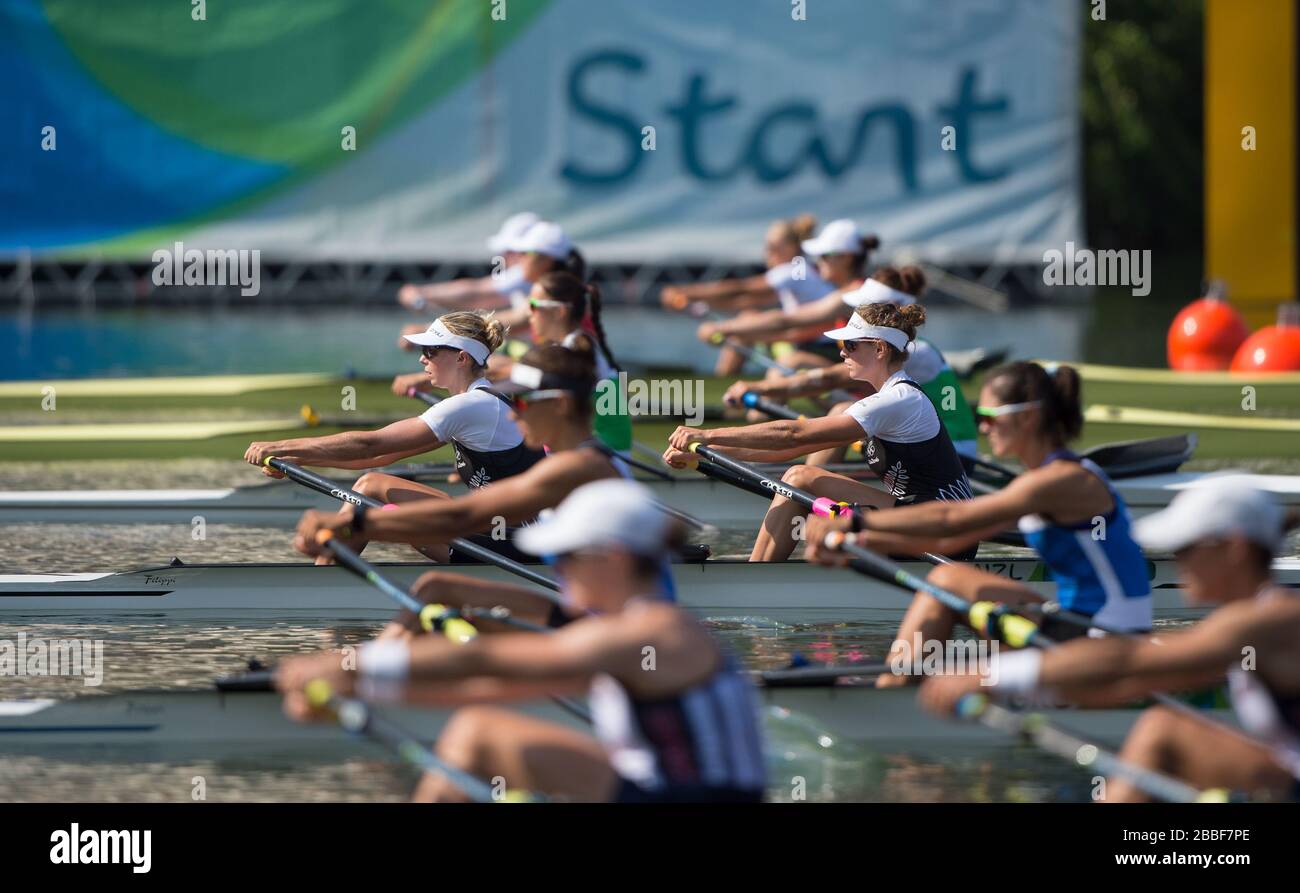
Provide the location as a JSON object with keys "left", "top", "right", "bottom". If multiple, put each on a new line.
{"left": 413, "top": 295, "right": 427, "bottom": 311}
{"left": 358, "top": 639, "right": 411, "bottom": 681}
{"left": 986, "top": 649, "right": 1042, "bottom": 693}
{"left": 352, "top": 502, "right": 368, "bottom": 534}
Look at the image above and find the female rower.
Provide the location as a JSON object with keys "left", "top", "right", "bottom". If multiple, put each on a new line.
{"left": 697, "top": 219, "right": 878, "bottom": 369}
{"left": 661, "top": 214, "right": 834, "bottom": 376}
{"left": 291, "top": 344, "right": 634, "bottom": 566}
{"left": 493, "top": 271, "right": 632, "bottom": 452}
{"left": 721, "top": 265, "right": 979, "bottom": 460}
{"left": 918, "top": 481, "right": 1300, "bottom": 802}
{"left": 396, "top": 212, "right": 538, "bottom": 316}
{"left": 277, "top": 478, "right": 767, "bottom": 803}
{"left": 393, "top": 220, "right": 588, "bottom": 396}
{"left": 806, "top": 361, "right": 1153, "bottom": 686}
{"left": 664, "top": 302, "right": 973, "bottom": 562}
{"left": 245, "top": 311, "right": 544, "bottom": 563}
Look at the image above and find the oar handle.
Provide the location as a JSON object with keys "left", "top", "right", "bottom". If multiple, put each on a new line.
{"left": 738, "top": 391, "right": 803, "bottom": 421}
{"left": 824, "top": 532, "right": 1045, "bottom": 648}
{"left": 266, "top": 457, "right": 562, "bottom": 594}
{"left": 405, "top": 387, "right": 441, "bottom": 408}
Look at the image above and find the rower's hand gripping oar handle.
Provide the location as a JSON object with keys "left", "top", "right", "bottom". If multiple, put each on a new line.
{"left": 314, "top": 529, "right": 479, "bottom": 641}
{"left": 820, "top": 530, "right": 1042, "bottom": 648}
{"left": 267, "top": 456, "right": 562, "bottom": 594}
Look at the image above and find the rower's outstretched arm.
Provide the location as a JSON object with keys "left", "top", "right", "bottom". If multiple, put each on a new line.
{"left": 1031, "top": 599, "right": 1295, "bottom": 702}
{"left": 348, "top": 453, "right": 610, "bottom": 546}
{"left": 246, "top": 418, "right": 439, "bottom": 469}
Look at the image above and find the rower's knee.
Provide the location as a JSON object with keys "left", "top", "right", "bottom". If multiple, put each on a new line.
{"left": 413, "top": 570, "right": 464, "bottom": 605}
{"left": 437, "top": 706, "right": 506, "bottom": 769}
{"left": 352, "top": 472, "right": 382, "bottom": 498}
{"left": 781, "top": 464, "right": 820, "bottom": 490}
{"left": 924, "top": 562, "right": 972, "bottom": 599}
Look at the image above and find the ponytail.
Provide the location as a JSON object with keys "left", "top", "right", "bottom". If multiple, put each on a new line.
{"left": 986, "top": 361, "right": 1084, "bottom": 444}
{"left": 584, "top": 282, "right": 620, "bottom": 371}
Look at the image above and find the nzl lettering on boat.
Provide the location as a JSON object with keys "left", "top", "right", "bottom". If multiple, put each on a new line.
{"left": 151, "top": 241, "right": 261, "bottom": 297}
{"left": 50, "top": 824, "right": 151, "bottom": 874}
{"left": 1041, "top": 242, "right": 1152, "bottom": 297}
{"left": 0, "top": 633, "right": 103, "bottom": 686}
{"left": 595, "top": 373, "right": 705, "bottom": 426}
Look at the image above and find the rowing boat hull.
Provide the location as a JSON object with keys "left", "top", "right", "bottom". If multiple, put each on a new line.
{"left": 1, "top": 556, "right": 1280, "bottom": 619}
{"left": 4, "top": 471, "right": 1297, "bottom": 526}
{"left": 0, "top": 685, "right": 1234, "bottom": 751}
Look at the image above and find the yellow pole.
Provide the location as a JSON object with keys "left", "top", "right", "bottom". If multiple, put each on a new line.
{"left": 1205, "top": 0, "right": 1297, "bottom": 328}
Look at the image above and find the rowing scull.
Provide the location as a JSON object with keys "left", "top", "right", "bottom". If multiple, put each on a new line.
{"left": 2, "top": 556, "right": 1289, "bottom": 619}
{"left": 4, "top": 470, "right": 1296, "bottom": 526}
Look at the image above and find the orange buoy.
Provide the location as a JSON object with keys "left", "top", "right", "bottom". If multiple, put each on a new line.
{"left": 1230, "top": 303, "right": 1300, "bottom": 372}
{"left": 1167, "top": 297, "right": 1249, "bottom": 371}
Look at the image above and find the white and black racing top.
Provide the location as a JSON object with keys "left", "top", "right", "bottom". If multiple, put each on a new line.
{"left": 419, "top": 378, "right": 543, "bottom": 488}
{"left": 588, "top": 606, "right": 766, "bottom": 795}
{"left": 846, "top": 370, "right": 973, "bottom": 503}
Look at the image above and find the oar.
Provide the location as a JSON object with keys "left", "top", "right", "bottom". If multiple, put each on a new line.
{"left": 316, "top": 531, "right": 591, "bottom": 724}
{"left": 707, "top": 332, "right": 795, "bottom": 375}
{"left": 684, "top": 442, "right": 957, "bottom": 570}
{"left": 265, "top": 457, "right": 560, "bottom": 593}
{"left": 581, "top": 440, "right": 716, "bottom": 533}
{"left": 303, "top": 679, "right": 531, "bottom": 803}
{"left": 684, "top": 443, "right": 853, "bottom": 518}
{"left": 822, "top": 532, "right": 1242, "bottom": 800}
{"left": 404, "top": 387, "right": 442, "bottom": 408}
{"left": 735, "top": 391, "right": 803, "bottom": 421}
{"left": 955, "top": 695, "right": 1227, "bottom": 803}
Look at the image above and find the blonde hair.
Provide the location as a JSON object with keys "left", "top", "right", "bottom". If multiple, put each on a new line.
{"left": 771, "top": 213, "right": 818, "bottom": 245}
{"left": 439, "top": 310, "right": 508, "bottom": 369}
{"left": 853, "top": 302, "right": 927, "bottom": 362}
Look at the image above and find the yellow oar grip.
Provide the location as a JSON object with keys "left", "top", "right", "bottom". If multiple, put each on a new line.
{"left": 997, "top": 614, "right": 1038, "bottom": 649}
{"left": 304, "top": 678, "right": 334, "bottom": 710}
{"left": 418, "top": 603, "right": 448, "bottom": 633}
{"left": 968, "top": 601, "right": 994, "bottom": 636}
{"left": 441, "top": 618, "right": 478, "bottom": 644}
{"left": 687, "top": 442, "right": 702, "bottom": 453}
{"left": 315, "top": 529, "right": 335, "bottom": 545}
{"left": 262, "top": 456, "right": 274, "bottom": 467}
{"left": 1196, "top": 789, "right": 1231, "bottom": 803}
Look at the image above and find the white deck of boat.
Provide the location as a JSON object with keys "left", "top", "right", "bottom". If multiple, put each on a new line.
{"left": 0, "top": 489, "right": 235, "bottom": 503}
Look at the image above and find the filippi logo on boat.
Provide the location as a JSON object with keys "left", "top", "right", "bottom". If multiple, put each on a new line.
{"left": 0, "top": 633, "right": 104, "bottom": 686}
{"left": 151, "top": 241, "right": 261, "bottom": 297}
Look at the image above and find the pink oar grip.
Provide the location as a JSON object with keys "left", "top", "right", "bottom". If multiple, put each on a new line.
{"left": 810, "top": 497, "right": 838, "bottom": 518}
